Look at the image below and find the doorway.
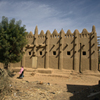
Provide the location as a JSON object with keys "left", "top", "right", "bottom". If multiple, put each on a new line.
{"left": 32, "top": 57, "right": 37, "bottom": 69}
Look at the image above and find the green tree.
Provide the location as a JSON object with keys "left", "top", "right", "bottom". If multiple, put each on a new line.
{"left": 0, "top": 16, "right": 28, "bottom": 69}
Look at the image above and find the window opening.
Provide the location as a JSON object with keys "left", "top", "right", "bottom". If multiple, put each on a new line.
{"left": 29, "top": 52, "right": 31, "bottom": 55}
{"left": 40, "top": 51, "right": 42, "bottom": 55}
{"left": 83, "top": 51, "right": 86, "bottom": 55}
{"left": 53, "top": 51, "right": 56, "bottom": 55}
{"left": 67, "top": 51, "right": 70, "bottom": 55}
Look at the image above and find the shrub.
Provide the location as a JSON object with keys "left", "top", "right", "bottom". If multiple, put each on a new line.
{"left": 0, "top": 68, "right": 12, "bottom": 99}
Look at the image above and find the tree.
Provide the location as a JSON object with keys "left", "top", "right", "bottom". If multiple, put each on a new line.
{"left": 0, "top": 16, "right": 28, "bottom": 69}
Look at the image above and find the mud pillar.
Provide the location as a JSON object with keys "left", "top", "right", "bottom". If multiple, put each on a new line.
{"left": 74, "top": 30, "right": 79, "bottom": 72}
{"left": 45, "top": 30, "right": 50, "bottom": 68}
{"left": 22, "top": 47, "right": 25, "bottom": 67}
{"left": 91, "top": 25, "right": 98, "bottom": 72}
{"left": 59, "top": 29, "right": 64, "bottom": 70}
{"left": 34, "top": 26, "right": 38, "bottom": 56}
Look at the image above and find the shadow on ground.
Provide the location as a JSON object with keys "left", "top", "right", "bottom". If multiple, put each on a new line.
{"left": 67, "top": 81, "right": 100, "bottom": 100}
{"left": 8, "top": 71, "right": 16, "bottom": 77}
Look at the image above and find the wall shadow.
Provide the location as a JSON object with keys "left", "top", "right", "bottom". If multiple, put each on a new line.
{"left": 67, "top": 82, "right": 100, "bottom": 100}
{"left": 49, "top": 45, "right": 55, "bottom": 52}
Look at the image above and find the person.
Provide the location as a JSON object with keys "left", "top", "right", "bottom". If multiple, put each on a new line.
{"left": 19, "top": 66, "right": 24, "bottom": 78}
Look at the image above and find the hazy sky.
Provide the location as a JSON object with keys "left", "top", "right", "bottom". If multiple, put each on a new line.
{"left": 0, "top": 0, "right": 100, "bottom": 35}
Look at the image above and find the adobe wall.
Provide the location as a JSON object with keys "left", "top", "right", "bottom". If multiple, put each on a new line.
{"left": 21, "top": 25, "right": 98, "bottom": 73}
{"left": 0, "top": 25, "right": 98, "bottom": 73}
{"left": 37, "top": 35, "right": 45, "bottom": 68}
{"left": 49, "top": 36, "right": 59, "bottom": 69}
{"left": 63, "top": 31, "right": 73, "bottom": 70}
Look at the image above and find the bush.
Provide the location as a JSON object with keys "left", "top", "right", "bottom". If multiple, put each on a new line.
{"left": 0, "top": 68, "right": 12, "bottom": 99}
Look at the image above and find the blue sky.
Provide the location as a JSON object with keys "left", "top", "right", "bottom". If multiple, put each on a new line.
{"left": 0, "top": 0, "right": 100, "bottom": 35}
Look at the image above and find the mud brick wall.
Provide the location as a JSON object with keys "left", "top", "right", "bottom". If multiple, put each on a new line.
{"left": 1, "top": 25, "right": 98, "bottom": 73}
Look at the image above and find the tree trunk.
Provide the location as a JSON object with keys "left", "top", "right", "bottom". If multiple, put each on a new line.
{"left": 4, "top": 63, "right": 8, "bottom": 70}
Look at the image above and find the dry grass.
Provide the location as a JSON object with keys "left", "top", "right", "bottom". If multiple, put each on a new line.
{"left": 0, "top": 68, "right": 12, "bottom": 100}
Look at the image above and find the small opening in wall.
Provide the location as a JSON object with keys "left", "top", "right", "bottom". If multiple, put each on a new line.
{"left": 67, "top": 51, "right": 70, "bottom": 55}
{"left": 29, "top": 52, "right": 31, "bottom": 55}
{"left": 53, "top": 51, "right": 56, "bottom": 55}
{"left": 40, "top": 51, "right": 42, "bottom": 55}
{"left": 83, "top": 51, "right": 86, "bottom": 55}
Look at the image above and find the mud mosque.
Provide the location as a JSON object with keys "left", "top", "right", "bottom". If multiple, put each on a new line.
{"left": 0, "top": 25, "right": 99, "bottom": 73}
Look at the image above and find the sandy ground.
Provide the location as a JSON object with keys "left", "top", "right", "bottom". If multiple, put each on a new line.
{"left": 12, "top": 68, "right": 100, "bottom": 86}
{"left": 5, "top": 68, "right": 100, "bottom": 100}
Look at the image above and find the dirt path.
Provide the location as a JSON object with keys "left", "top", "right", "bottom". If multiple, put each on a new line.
{"left": 13, "top": 70, "right": 100, "bottom": 86}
